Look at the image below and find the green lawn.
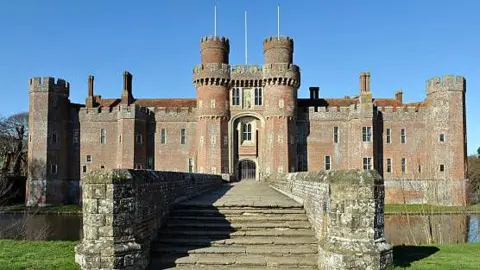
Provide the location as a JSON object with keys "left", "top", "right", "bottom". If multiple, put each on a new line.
{"left": 0, "top": 204, "right": 82, "bottom": 214}
{"left": 393, "top": 243, "right": 480, "bottom": 269}
{"left": 0, "top": 240, "right": 80, "bottom": 270}
{"left": 385, "top": 204, "right": 480, "bottom": 214}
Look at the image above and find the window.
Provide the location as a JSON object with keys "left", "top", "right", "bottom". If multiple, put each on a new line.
{"left": 119, "top": 135, "right": 122, "bottom": 143}
{"left": 325, "top": 156, "right": 331, "bottom": 171}
{"left": 135, "top": 134, "right": 143, "bottom": 144}
{"left": 254, "top": 88, "right": 262, "bottom": 105}
{"left": 363, "top": 157, "right": 372, "bottom": 170}
{"left": 333, "top": 127, "right": 339, "bottom": 143}
{"left": 100, "top": 129, "right": 106, "bottom": 144}
{"left": 242, "top": 123, "right": 252, "bottom": 141}
{"left": 401, "top": 128, "right": 406, "bottom": 144}
{"left": 210, "top": 99, "right": 216, "bottom": 108}
{"left": 180, "top": 129, "right": 186, "bottom": 145}
{"left": 362, "top": 127, "right": 372, "bottom": 142}
{"left": 418, "top": 165, "right": 422, "bottom": 173}
{"left": 440, "top": 164, "right": 445, "bottom": 172}
{"left": 232, "top": 88, "right": 240, "bottom": 105}
{"left": 50, "top": 164, "right": 58, "bottom": 174}
{"left": 439, "top": 134, "right": 445, "bottom": 142}
{"left": 386, "top": 158, "right": 392, "bottom": 173}
{"left": 101, "top": 165, "right": 105, "bottom": 169}
{"left": 188, "top": 158, "right": 194, "bottom": 173}
{"left": 401, "top": 158, "right": 406, "bottom": 173}
{"left": 86, "top": 155, "right": 92, "bottom": 163}
{"left": 51, "top": 131, "right": 58, "bottom": 144}
{"left": 147, "top": 157, "right": 154, "bottom": 170}
{"left": 135, "top": 164, "right": 143, "bottom": 170}
{"left": 161, "top": 128, "right": 167, "bottom": 144}
{"left": 82, "top": 166, "right": 87, "bottom": 173}
{"left": 386, "top": 128, "right": 391, "bottom": 144}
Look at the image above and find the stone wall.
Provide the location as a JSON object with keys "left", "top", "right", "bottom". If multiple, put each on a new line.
{"left": 266, "top": 170, "right": 393, "bottom": 270}
{"left": 75, "top": 169, "right": 223, "bottom": 270}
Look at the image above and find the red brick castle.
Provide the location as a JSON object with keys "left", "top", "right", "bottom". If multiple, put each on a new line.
{"left": 27, "top": 35, "right": 468, "bottom": 206}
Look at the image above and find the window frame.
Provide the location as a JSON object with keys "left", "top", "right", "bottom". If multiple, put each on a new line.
{"left": 440, "top": 164, "right": 445, "bottom": 172}
{"left": 180, "top": 128, "right": 186, "bottom": 145}
{"left": 242, "top": 123, "right": 252, "bottom": 141}
{"left": 188, "top": 158, "right": 195, "bottom": 173}
{"left": 86, "top": 155, "right": 92, "bottom": 163}
{"left": 400, "top": 128, "right": 406, "bottom": 144}
{"left": 232, "top": 88, "right": 240, "bottom": 106}
{"left": 135, "top": 134, "right": 143, "bottom": 144}
{"left": 386, "top": 128, "right": 391, "bottom": 144}
{"left": 386, "top": 158, "right": 392, "bottom": 173}
{"left": 161, "top": 128, "right": 167, "bottom": 144}
{"left": 439, "top": 134, "right": 445, "bottom": 142}
{"left": 325, "top": 155, "right": 331, "bottom": 171}
{"left": 362, "top": 127, "right": 372, "bottom": 142}
{"left": 333, "top": 126, "right": 339, "bottom": 144}
{"left": 50, "top": 164, "right": 58, "bottom": 174}
{"left": 401, "top": 157, "right": 407, "bottom": 173}
{"left": 254, "top": 87, "right": 262, "bottom": 105}
{"left": 363, "top": 157, "right": 372, "bottom": 170}
{"left": 100, "top": 128, "right": 106, "bottom": 144}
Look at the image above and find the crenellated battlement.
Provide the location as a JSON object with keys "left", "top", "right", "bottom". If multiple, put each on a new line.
{"left": 231, "top": 65, "right": 263, "bottom": 85}
{"left": 29, "top": 77, "right": 70, "bottom": 95}
{"left": 426, "top": 75, "right": 465, "bottom": 95}
{"left": 262, "top": 63, "right": 300, "bottom": 88}
{"left": 193, "top": 63, "right": 231, "bottom": 86}
{"left": 263, "top": 36, "right": 294, "bottom": 51}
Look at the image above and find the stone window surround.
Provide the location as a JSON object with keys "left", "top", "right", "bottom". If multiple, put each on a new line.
{"left": 325, "top": 155, "right": 331, "bottom": 171}
{"left": 386, "top": 128, "right": 391, "bottom": 144}
{"left": 232, "top": 87, "right": 240, "bottom": 106}
{"left": 333, "top": 126, "right": 339, "bottom": 143}
{"left": 439, "top": 133, "right": 446, "bottom": 142}
{"left": 400, "top": 128, "right": 407, "bottom": 144}
{"left": 362, "top": 127, "right": 372, "bottom": 142}
{"left": 440, "top": 164, "right": 445, "bottom": 172}
{"left": 254, "top": 87, "right": 262, "bottom": 105}
{"left": 386, "top": 158, "right": 392, "bottom": 173}
{"left": 100, "top": 128, "right": 106, "bottom": 144}
{"left": 86, "top": 154, "right": 92, "bottom": 163}
{"left": 180, "top": 128, "right": 186, "bottom": 145}
{"left": 363, "top": 157, "right": 372, "bottom": 170}
{"left": 161, "top": 128, "right": 167, "bottom": 144}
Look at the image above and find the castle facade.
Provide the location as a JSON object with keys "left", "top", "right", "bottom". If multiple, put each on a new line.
{"left": 27, "top": 35, "right": 468, "bottom": 206}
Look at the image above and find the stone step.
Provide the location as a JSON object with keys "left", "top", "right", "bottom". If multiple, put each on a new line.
{"left": 152, "top": 244, "right": 318, "bottom": 255}
{"left": 150, "top": 253, "right": 318, "bottom": 268}
{"left": 155, "top": 236, "right": 317, "bottom": 246}
{"left": 166, "top": 221, "right": 312, "bottom": 230}
{"left": 171, "top": 208, "right": 306, "bottom": 216}
{"left": 162, "top": 267, "right": 318, "bottom": 270}
{"left": 168, "top": 214, "right": 309, "bottom": 222}
{"left": 160, "top": 228, "right": 315, "bottom": 237}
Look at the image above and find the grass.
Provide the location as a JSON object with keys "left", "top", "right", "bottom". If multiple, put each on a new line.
{"left": 0, "top": 204, "right": 82, "bottom": 214}
{"left": 0, "top": 240, "right": 477, "bottom": 269}
{"left": 0, "top": 240, "right": 80, "bottom": 270}
{"left": 385, "top": 203, "right": 480, "bottom": 214}
{"left": 393, "top": 243, "right": 480, "bottom": 269}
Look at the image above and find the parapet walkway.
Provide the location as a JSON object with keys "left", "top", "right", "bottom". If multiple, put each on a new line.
{"left": 149, "top": 180, "right": 318, "bottom": 269}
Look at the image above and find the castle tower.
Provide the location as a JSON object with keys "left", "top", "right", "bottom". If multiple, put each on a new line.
{"left": 27, "top": 77, "right": 71, "bottom": 206}
{"left": 425, "top": 75, "right": 467, "bottom": 204}
{"left": 193, "top": 36, "right": 231, "bottom": 174}
{"left": 262, "top": 37, "right": 300, "bottom": 175}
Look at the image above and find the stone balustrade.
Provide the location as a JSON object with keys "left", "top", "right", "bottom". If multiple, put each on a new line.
{"left": 266, "top": 170, "right": 393, "bottom": 270}
{"left": 75, "top": 169, "right": 223, "bottom": 270}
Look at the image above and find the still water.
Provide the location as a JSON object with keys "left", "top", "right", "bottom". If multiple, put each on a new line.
{"left": 0, "top": 213, "right": 479, "bottom": 244}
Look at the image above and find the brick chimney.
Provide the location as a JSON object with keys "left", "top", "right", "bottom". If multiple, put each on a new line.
{"left": 359, "top": 72, "right": 371, "bottom": 94}
{"left": 121, "top": 71, "right": 134, "bottom": 105}
{"left": 86, "top": 75, "right": 95, "bottom": 108}
{"left": 395, "top": 90, "right": 403, "bottom": 103}
{"left": 309, "top": 87, "right": 319, "bottom": 99}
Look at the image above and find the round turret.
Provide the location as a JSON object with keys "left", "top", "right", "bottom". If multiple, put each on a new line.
{"left": 263, "top": 36, "right": 294, "bottom": 64}
{"left": 200, "top": 36, "right": 230, "bottom": 64}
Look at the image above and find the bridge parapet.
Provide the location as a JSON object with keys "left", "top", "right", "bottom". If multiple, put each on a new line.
{"left": 74, "top": 169, "right": 223, "bottom": 270}
{"left": 266, "top": 170, "right": 393, "bottom": 270}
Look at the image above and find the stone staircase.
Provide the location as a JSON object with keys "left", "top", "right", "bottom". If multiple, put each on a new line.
{"left": 149, "top": 182, "right": 319, "bottom": 269}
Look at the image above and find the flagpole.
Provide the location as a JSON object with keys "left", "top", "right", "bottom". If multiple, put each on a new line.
{"left": 245, "top": 11, "right": 248, "bottom": 65}
{"left": 214, "top": 5, "right": 217, "bottom": 36}
{"left": 277, "top": 5, "right": 280, "bottom": 39}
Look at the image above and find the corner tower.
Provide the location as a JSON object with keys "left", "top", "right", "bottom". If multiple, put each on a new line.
{"left": 27, "top": 77, "right": 72, "bottom": 206}
{"left": 262, "top": 37, "right": 300, "bottom": 175}
{"left": 193, "top": 36, "right": 231, "bottom": 174}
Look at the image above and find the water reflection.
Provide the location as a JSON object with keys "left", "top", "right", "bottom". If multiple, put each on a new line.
{"left": 0, "top": 213, "right": 478, "bottom": 245}
{"left": 385, "top": 214, "right": 480, "bottom": 245}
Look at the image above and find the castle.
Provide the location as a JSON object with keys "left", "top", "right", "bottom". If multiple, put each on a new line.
{"left": 26, "top": 35, "right": 468, "bottom": 206}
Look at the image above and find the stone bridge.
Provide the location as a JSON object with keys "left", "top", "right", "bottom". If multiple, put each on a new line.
{"left": 75, "top": 170, "right": 392, "bottom": 269}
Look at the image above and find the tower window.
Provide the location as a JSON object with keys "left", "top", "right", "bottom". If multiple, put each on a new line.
{"left": 50, "top": 164, "right": 58, "bottom": 174}
{"left": 86, "top": 155, "right": 92, "bottom": 163}
{"left": 161, "top": 128, "right": 167, "bottom": 144}
{"left": 362, "top": 127, "right": 372, "bottom": 142}
{"left": 188, "top": 158, "right": 194, "bottom": 173}
{"left": 232, "top": 88, "right": 240, "bottom": 105}
{"left": 51, "top": 131, "right": 58, "bottom": 144}
{"left": 363, "top": 157, "right": 372, "bottom": 170}
{"left": 100, "top": 129, "right": 106, "bottom": 144}
{"left": 439, "top": 134, "right": 445, "bottom": 142}
{"left": 333, "top": 127, "right": 339, "bottom": 143}
{"left": 386, "top": 128, "right": 391, "bottom": 144}
{"left": 440, "top": 164, "right": 445, "bottom": 172}
{"left": 386, "top": 158, "right": 392, "bottom": 173}
{"left": 82, "top": 166, "right": 87, "bottom": 173}
{"left": 254, "top": 88, "right": 262, "bottom": 105}
{"left": 325, "top": 156, "right": 331, "bottom": 171}
{"left": 401, "top": 158, "right": 406, "bottom": 173}
{"left": 135, "top": 134, "right": 143, "bottom": 144}
{"left": 242, "top": 123, "right": 252, "bottom": 141}
{"left": 180, "top": 129, "right": 186, "bottom": 145}
{"left": 401, "top": 129, "right": 406, "bottom": 144}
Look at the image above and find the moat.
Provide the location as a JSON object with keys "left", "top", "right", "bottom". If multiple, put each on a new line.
{"left": 0, "top": 212, "right": 478, "bottom": 245}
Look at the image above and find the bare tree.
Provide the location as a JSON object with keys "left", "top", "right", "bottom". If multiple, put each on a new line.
{"left": 0, "top": 112, "right": 28, "bottom": 177}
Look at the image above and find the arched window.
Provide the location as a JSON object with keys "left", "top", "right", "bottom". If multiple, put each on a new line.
{"left": 242, "top": 123, "right": 252, "bottom": 141}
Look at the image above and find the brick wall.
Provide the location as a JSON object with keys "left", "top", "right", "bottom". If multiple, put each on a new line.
{"left": 266, "top": 170, "right": 393, "bottom": 270}
{"left": 75, "top": 169, "right": 223, "bottom": 270}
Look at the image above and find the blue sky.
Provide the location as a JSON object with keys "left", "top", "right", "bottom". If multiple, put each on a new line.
{"left": 0, "top": 0, "right": 478, "bottom": 154}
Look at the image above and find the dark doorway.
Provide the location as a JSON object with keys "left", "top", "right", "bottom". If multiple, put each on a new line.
{"left": 239, "top": 160, "right": 256, "bottom": 180}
